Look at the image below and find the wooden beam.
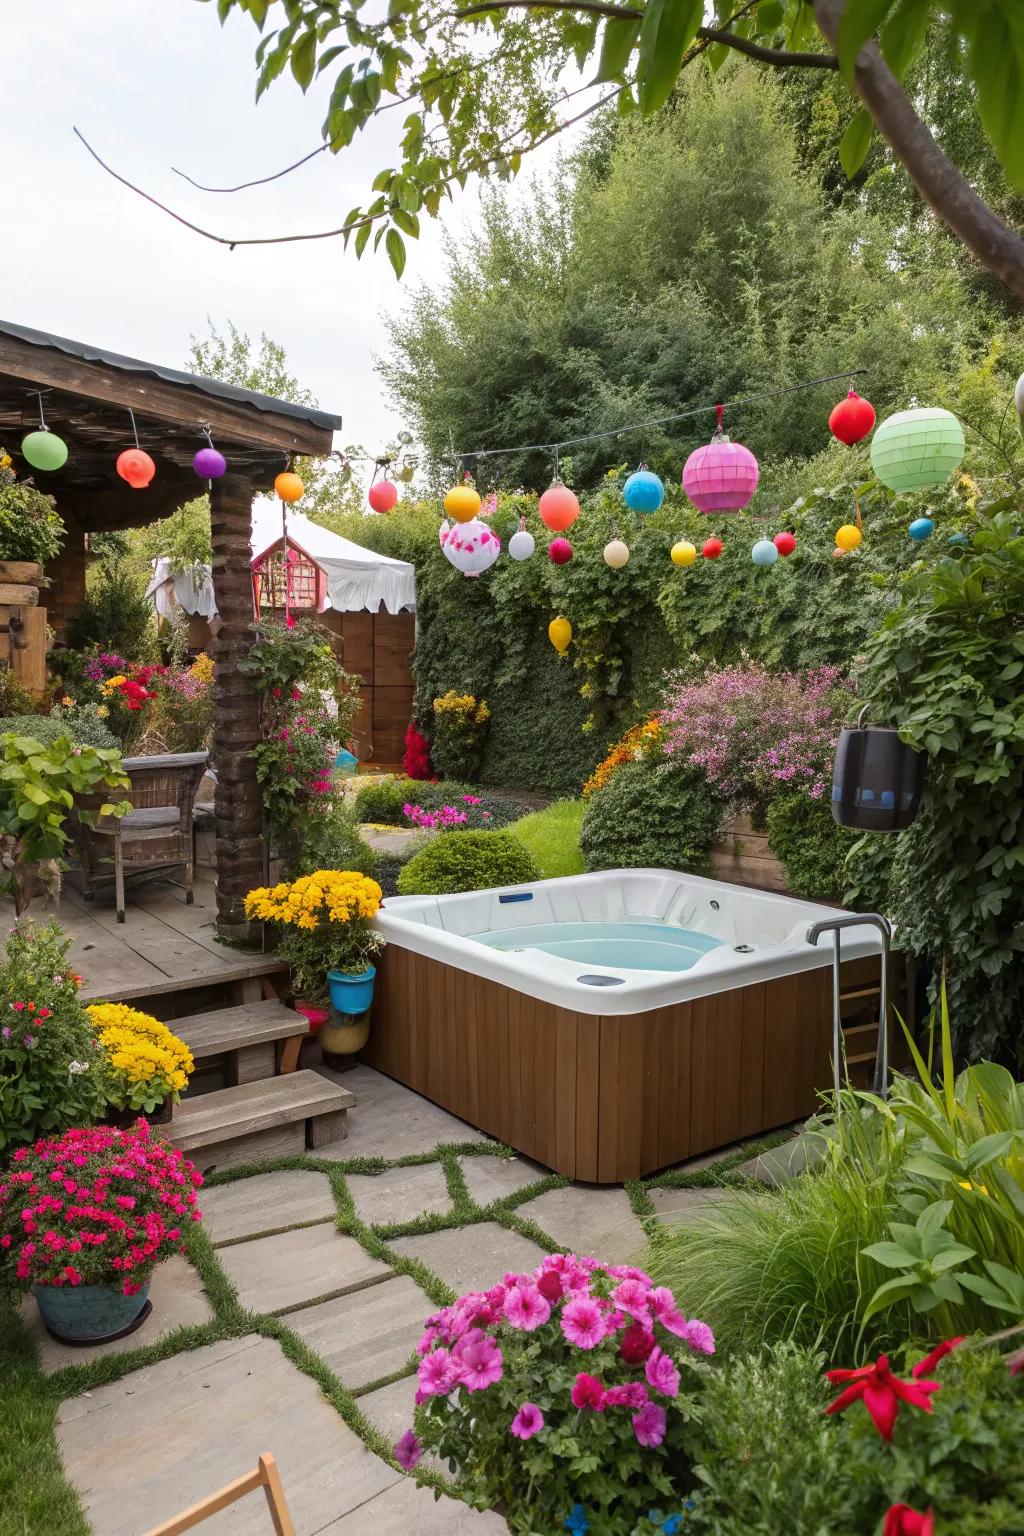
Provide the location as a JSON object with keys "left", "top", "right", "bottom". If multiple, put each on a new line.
{"left": 58, "top": 477, "right": 215, "bottom": 531}
{"left": 0, "top": 335, "right": 335, "bottom": 457}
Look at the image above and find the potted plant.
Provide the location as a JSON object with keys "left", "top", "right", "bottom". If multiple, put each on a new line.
{"left": 0, "top": 448, "right": 65, "bottom": 573}
{"left": 86, "top": 1002, "right": 195, "bottom": 1125}
{"left": 244, "top": 870, "right": 384, "bottom": 1055}
{"left": 0, "top": 1119, "right": 203, "bottom": 1344}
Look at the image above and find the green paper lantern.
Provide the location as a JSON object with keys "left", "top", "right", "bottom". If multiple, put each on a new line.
{"left": 21, "top": 429, "right": 68, "bottom": 472}
{"left": 869, "top": 407, "right": 964, "bottom": 493}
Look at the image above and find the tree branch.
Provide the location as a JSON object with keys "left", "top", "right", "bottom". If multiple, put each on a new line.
{"left": 813, "top": 0, "right": 1024, "bottom": 303}
{"left": 698, "top": 27, "right": 836, "bottom": 69}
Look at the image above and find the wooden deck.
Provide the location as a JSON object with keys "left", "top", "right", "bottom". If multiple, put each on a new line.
{"left": 1, "top": 873, "right": 283, "bottom": 1004}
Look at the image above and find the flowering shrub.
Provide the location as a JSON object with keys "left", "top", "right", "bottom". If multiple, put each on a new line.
{"left": 402, "top": 721, "right": 433, "bottom": 780}
{"left": 583, "top": 715, "right": 664, "bottom": 799}
{"left": 404, "top": 802, "right": 469, "bottom": 830}
{"left": 0, "top": 1120, "right": 202, "bottom": 1295}
{"left": 430, "top": 690, "right": 490, "bottom": 779}
{"left": 144, "top": 653, "right": 214, "bottom": 753}
{"left": 660, "top": 661, "right": 852, "bottom": 818}
{"left": 399, "top": 1254, "right": 715, "bottom": 1534}
{"left": 244, "top": 870, "right": 384, "bottom": 1000}
{"left": 86, "top": 1003, "right": 194, "bottom": 1114}
{"left": 0, "top": 921, "right": 105, "bottom": 1151}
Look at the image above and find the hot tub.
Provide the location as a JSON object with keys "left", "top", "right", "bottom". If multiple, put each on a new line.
{"left": 365, "top": 870, "right": 893, "bottom": 1182}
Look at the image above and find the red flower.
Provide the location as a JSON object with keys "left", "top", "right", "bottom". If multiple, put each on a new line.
{"left": 912, "top": 1337, "right": 965, "bottom": 1378}
{"left": 883, "top": 1504, "right": 934, "bottom": 1536}
{"left": 536, "top": 1269, "right": 563, "bottom": 1303}
{"left": 619, "top": 1322, "right": 656, "bottom": 1365}
{"left": 570, "top": 1372, "right": 606, "bottom": 1411}
{"left": 825, "top": 1355, "right": 941, "bottom": 1441}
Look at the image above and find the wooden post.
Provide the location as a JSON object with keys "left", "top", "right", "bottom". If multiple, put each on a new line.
{"left": 210, "top": 473, "right": 262, "bottom": 941}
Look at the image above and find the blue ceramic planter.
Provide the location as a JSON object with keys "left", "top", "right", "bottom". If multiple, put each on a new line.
{"left": 327, "top": 965, "right": 376, "bottom": 1015}
{"left": 33, "top": 1280, "right": 150, "bottom": 1343}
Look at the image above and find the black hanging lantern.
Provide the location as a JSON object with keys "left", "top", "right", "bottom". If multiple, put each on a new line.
{"left": 831, "top": 706, "right": 926, "bottom": 832}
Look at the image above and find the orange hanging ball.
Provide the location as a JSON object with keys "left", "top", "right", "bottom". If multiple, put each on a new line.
{"left": 116, "top": 448, "right": 156, "bottom": 489}
{"left": 539, "top": 482, "right": 580, "bottom": 532}
{"left": 275, "top": 471, "right": 305, "bottom": 503}
{"left": 444, "top": 484, "right": 481, "bottom": 524}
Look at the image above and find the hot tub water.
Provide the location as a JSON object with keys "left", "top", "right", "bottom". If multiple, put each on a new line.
{"left": 468, "top": 919, "right": 724, "bottom": 972}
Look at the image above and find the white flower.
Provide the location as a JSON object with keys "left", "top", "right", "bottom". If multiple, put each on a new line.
{"left": 68, "top": 1060, "right": 90, "bottom": 1075}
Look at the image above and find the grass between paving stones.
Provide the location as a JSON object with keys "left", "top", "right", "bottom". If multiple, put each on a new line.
{"left": 3, "top": 1127, "right": 790, "bottom": 1535}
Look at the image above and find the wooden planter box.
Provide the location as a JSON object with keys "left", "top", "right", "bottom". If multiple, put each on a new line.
{"left": 0, "top": 559, "right": 47, "bottom": 695}
{"left": 709, "top": 814, "right": 790, "bottom": 895}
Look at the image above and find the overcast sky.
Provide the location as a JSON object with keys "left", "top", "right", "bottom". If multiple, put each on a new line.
{"left": 2, "top": 0, "right": 574, "bottom": 462}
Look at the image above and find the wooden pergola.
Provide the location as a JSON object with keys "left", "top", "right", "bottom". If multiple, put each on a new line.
{"left": 0, "top": 320, "right": 341, "bottom": 939}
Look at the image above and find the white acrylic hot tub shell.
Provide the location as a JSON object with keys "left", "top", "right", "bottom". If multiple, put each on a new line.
{"left": 375, "top": 868, "right": 883, "bottom": 1016}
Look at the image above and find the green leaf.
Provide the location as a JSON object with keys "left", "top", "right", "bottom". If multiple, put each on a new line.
{"left": 839, "top": 108, "right": 874, "bottom": 178}
{"left": 755, "top": 1, "right": 785, "bottom": 32}
{"left": 386, "top": 226, "right": 407, "bottom": 279}
{"left": 861, "top": 1273, "right": 919, "bottom": 1321}
{"left": 391, "top": 206, "right": 420, "bottom": 239}
{"left": 636, "top": 0, "right": 703, "bottom": 115}
{"left": 354, "top": 220, "right": 373, "bottom": 258}
{"left": 861, "top": 1240, "right": 919, "bottom": 1270}
{"left": 879, "top": 0, "right": 929, "bottom": 78}
{"left": 916, "top": 1198, "right": 953, "bottom": 1237}
{"left": 290, "top": 30, "right": 317, "bottom": 90}
{"left": 595, "top": 16, "right": 641, "bottom": 82}
{"left": 961, "top": 3, "right": 1024, "bottom": 189}
{"left": 929, "top": 1243, "right": 976, "bottom": 1272}
{"left": 837, "top": 0, "right": 898, "bottom": 81}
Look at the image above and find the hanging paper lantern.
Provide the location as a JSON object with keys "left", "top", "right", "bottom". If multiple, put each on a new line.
{"left": 369, "top": 480, "right": 398, "bottom": 514}
{"left": 752, "top": 538, "right": 778, "bottom": 567}
{"left": 623, "top": 469, "right": 664, "bottom": 514}
{"left": 21, "top": 429, "right": 69, "bottom": 472}
{"left": 548, "top": 537, "right": 573, "bottom": 565}
{"left": 275, "top": 471, "right": 305, "bottom": 503}
{"left": 116, "top": 448, "right": 156, "bottom": 489}
{"left": 539, "top": 483, "right": 580, "bottom": 532}
{"left": 439, "top": 517, "right": 501, "bottom": 576}
{"left": 702, "top": 537, "right": 724, "bottom": 560}
{"left": 908, "top": 516, "right": 934, "bottom": 541}
{"left": 683, "top": 433, "right": 759, "bottom": 513}
{"left": 773, "top": 530, "right": 797, "bottom": 557}
{"left": 870, "top": 408, "right": 965, "bottom": 492}
{"left": 1015, "top": 373, "right": 1024, "bottom": 437}
{"left": 948, "top": 531, "right": 969, "bottom": 546}
{"left": 444, "top": 484, "right": 481, "bottom": 523}
{"left": 193, "top": 445, "right": 226, "bottom": 479}
{"left": 670, "top": 540, "right": 697, "bottom": 567}
{"left": 604, "top": 538, "right": 630, "bottom": 569}
{"left": 549, "top": 617, "right": 572, "bottom": 654}
{"left": 508, "top": 528, "right": 535, "bottom": 562}
{"left": 829, "top": 390, "right": 876, "bottom": 446}
{"left": 835, "top": 523, "right": 862, "bottom": 552}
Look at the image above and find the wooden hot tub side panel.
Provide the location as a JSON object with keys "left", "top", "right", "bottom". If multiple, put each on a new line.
{"left": 365, "top": 947, "right": 893, "bottom": 1183}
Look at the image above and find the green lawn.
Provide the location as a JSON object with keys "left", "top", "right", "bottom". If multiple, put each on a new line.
{"left": 510, "top": 799, "right": 586, "bottom": 879}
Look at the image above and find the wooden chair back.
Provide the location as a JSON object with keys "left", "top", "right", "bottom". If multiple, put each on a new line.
{"left": 140, "top": 1452, "right": 295, "bottom": 1536}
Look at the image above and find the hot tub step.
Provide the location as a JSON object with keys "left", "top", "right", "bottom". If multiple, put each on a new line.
{"left": 167, "top": 1070, "right": 355, "bottom": 1173}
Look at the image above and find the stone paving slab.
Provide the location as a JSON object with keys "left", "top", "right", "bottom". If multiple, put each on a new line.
{"left": 357, "top": 1372, "right": 444, "bottom": 1473}
{"left": 320, "top": 1475, "right": 510, "bottom": 1533}
{"left": 287, "top": 1273, "right": 432, "bottom": 1390}
{"left": 388, "top": 1221, "right": 547, "bottom": 1295}
{"left": 57, "top": 1334, "right": 400, "bottom": 1535}
{"left": 21, "top": 1254, "right": 213, "bottom": 1375}
{"left": 217, "top": 1223, "right": 390, "bottom": 1314}
{"left": 347, "top": 1162, "right": 452, "bottom": 1227}
{"left": 648, "top": 1187, "right": 733, "bottom": 1229}
{"left": 522, "top": 1185, "right": 647, "bottom": 1265}
{"left": 315, "top": 1064, "right": 487, "bottom": 1159}
{"left": 199, "top": 1169, "right": 337, "bottom": 1245}
{"left": 459, "top": 1153, "right": 546, "bottom": 1206}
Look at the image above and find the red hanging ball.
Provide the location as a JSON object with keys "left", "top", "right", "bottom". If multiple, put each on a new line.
{"left": 702, "top": 537, "right": 723, "bottom": 560}
{"left": 116, "top": 448, "right": 156, "bottom": 489}
{"left": 548, "top": 537, "right": 573, "bottom": 565}
{"left": 829, "top": 390, "right": 876, "bottom": 446}
{"left": 368, "top": 480, "right": 398, "bottom": 513}
{"left": 773, "top": 531, "right": 797, "bottom": 556}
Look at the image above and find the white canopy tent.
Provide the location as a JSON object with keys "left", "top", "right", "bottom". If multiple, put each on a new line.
{"left": 145, "top": 500, "right": 416, "bottom": 620}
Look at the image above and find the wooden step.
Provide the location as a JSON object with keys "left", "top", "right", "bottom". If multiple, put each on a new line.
{"left": 842, "top": 1022, "right": 880, "bottom": 1050}
{"left": 174, "top": 999, "right": 308, "bottom": 1084}
{"left": 167, "top": 1070, "right": 355, "bottom": 1173}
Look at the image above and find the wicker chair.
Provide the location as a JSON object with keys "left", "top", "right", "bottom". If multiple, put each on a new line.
{"left": 71, "top": 751, "right": 209, "bottom": 923}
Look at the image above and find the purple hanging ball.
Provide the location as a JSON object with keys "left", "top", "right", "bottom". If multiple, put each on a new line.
{"left": 193, "top": 446, "right": 227, "bottom": 479}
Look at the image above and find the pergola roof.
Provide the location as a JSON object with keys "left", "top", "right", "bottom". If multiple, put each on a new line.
{"left": 0, "top": 319, "right": 341, "bottom": 531}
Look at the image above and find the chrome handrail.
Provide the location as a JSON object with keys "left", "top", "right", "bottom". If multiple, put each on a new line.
{"left": 806, "top": 913, "right": 892, "bottom": 1098}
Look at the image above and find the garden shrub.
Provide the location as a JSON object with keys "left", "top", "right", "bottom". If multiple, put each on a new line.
{"left": 0, "top": 711, "right": 117, "bottom": 751}
{"left": 580, "top": 760, "right": 721, "bottom": 875}
{"left": 397, "top": 829, "right": 539, "bottom": 895}
{"left": 583, "top": 715, "right": 664, "bottom": 799}
{"left": 510, "top": 800, "right": 586, "bottom": 879}
{"left": 65, "top": 562, "right": 157, "bottom": 659}
{"left": 765, "top": 792, "right": 862, "bottom": 902}
{"left": 353, "top": 776, "right": 473, "bottom": 822}
{"left": 402, "top": 720, "right": 432, "bottom": 779}
{"left": 430, "top": 690, "right": 490, "bottom": 779}
{"left": 282, "top": 800, "right": 379, "bottom": 882}
{"left": 0, "top": 451, "right": 65, "bottom": 564}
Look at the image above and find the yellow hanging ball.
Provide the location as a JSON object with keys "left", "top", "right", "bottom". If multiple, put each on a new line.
{"left": 444, "top": 484, "right": 482, "bottom": 524}
{"left": 671, "top": 540, "right": 697, "bottom": 567}
{"left": 274, "top": 471, "right": 305, "bottom": 503}
{"left": 835, "top": 523, "right": 862, "bottom": 552}
{"left": 548, "top": 616, "right": 572, "bottom": 654}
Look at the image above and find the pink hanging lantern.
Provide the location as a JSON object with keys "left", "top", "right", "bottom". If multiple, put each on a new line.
{"left": 682, "top": 406, "right": 759, "bottom": 514}
{"left": 439, "top": 517, "right": 501, "bottom": 577}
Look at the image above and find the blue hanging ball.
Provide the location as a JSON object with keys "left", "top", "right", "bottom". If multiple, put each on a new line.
{"left": 623, "top": 469, "right": 665, "bottom": 514}
{"left": 751, "top": 538, "right": 779, "bottom": 566}
{"left": 948, "top": 531, "right": 969, "bottom": 545}
{"left": 908, "top": 517, "right": 934, "bottom": 541}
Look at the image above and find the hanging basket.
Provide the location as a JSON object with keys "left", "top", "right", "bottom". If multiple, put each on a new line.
{"left": 831, "top": 708, "right": 925, "bottom": 832}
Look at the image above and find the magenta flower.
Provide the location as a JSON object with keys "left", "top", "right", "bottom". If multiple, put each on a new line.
{"left": 417, "top": 1347, "right": 457, "bottom": 1396}
{"left": 632, "top": 1400, "right": 667, "bottom": 1448}
{"left": 394, "top": 1429, "right": 422, "bottom": 1470}
{"left": 503, "top": 1281, "right": 551, "bottom": 1332}
{"left": 417, "top": 1326, "right": 438, "bottom": 1355}
{"left": 510, "top": 1402, "right": 545, "bottom": 1440}
{"left": 684, "top": 1319, "right": 716, "bottom": 1355}
{"left": 649, "top": 1286, "right": 688, "bottom": 1337}
{"left": 604, "top": 1381, "right": 649, "bottom": 1409}
{"left": 561, "top": 1296, "right": 605, "bottom": 1350}
{"left": 570, "top": 1372, "right": 606, "bottom": 1411}
{"left": 611, "top": 1277, "right": 651, "bottom": 1322}
{"left": 645, "top": 1346, "right": 681, "bottom": 1398}
{"left": 453, "top": 1327, "right": 503, "bottom": 1391}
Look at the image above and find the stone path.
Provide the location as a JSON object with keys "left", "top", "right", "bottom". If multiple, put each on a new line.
{"left": 46, "top": 1065, "right": 796, "bottom": 1535}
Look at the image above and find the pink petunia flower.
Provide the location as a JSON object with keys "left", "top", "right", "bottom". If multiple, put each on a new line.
{"left": 683, "top": 1319, "right": 715, "bottom": 1355}
{"left": 571, "top": 1372, "right": 606, "bottom": 1411}
{"left": 611, "top": 1277, "right": 651, "bottom": 1322}
{"left": 561, "top": 1296, "right": 605, "bottom": 1350}
{"left": 510, "top": 1402, "right": 545, "bottom": 1440}
{"left": 632, "top": 1400, "right": 667, "bottom": 1448}
{"left": 604, "top": 1381, "right": 649, "bottom": 1409}
{"left": 645, "top": 1346, "right": 681, "bottom": 1398}
{"left": 648, "top": 1286, "right": 688, "bottom": 1336}
{"left": 503, "top": 1281, "right": 551, "bottom": 1332}
{"left": 417, "top": 1347, "right": 457, "bottom": 1396}
{"left": 394, "top": 1429, "right": 422, "bottom": 1470}
{"left": 452, "top": 1327, "right": 503, "bottom": 1391}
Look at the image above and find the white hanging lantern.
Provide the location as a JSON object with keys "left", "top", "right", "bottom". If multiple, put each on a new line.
{"left": 440, "top": 517, "right": 501, "bottom": 577}
{"left": 508, "top": 516, "right": 535, "bottom": 562}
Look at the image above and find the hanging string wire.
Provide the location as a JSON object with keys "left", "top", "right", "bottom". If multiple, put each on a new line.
{"left": 455, "top": 367, "right": 868, "bottom": 469}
